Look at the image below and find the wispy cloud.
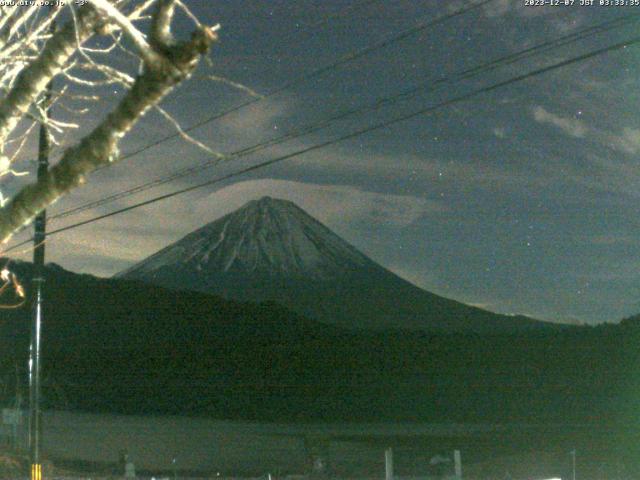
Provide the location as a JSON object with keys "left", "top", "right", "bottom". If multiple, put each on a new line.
{"left": 608, "top": 127, "right": 640, "bottom": 155}
{"left": 483, "top": 0, "right": 512, "bottom": 18}
{"left": 195, "top": 179, "right": 446, "bottom": 229}
{"left": 591, "top": 233, "right": 637, "bottom": 246}
{"left": 532, "top": 106, "right": 587, "bottom": 138}
{"left": 14, "top": 179, "right": 444, "bottom": 277}
{"left": 493, "top": 126, "right": 507, "bottom": 139}
{"left": 530, "top": 105, "right": 640, "bottom": 166}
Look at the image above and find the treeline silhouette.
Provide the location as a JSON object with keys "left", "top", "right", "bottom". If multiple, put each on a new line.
{"left": 0, "top": 260, "right": 637, "bottom": 431}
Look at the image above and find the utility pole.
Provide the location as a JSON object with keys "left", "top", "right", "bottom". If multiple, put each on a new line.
{"left": 29, "top": 47, "right": 53, "bottom": 480}
{"left": 570, "top": 448, "right": 576, "bottom": 480}
{"left": 454, "top": 450, "right": 462, "bottom": 479}
{"left": 385, "top": 447, "right": 394, "bottom": 480}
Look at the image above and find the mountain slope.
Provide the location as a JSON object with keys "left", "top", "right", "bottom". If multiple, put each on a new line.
{"left": 118, "top": 196, "right": 560, "bottom": 333}
{"left": 0, "top": 260, "right": 631, "bottom": 425}
{"left": 0, "top": 260, "right": 348, "bottom": 418}
{"left": 119, "top": 196, "right": 372, "bottom": 279}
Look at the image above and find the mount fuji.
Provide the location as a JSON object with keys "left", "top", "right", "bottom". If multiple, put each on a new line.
{"left": 117, "top": 196, "right": 559, "bottom": 333}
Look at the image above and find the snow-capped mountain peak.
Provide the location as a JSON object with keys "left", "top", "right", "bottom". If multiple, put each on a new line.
{"left": 118, "top": 196, "right": 372, "bottom": 280}
{"left": 118, "top": 196, "right": 558, "bottom": 333}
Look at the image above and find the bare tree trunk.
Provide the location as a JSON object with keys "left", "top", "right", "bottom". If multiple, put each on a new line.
{"left": 0, "top": 6, "right": 100, "bottom": 148}
{"left": 0, "top": 1, "right": 218, "bottom": 243}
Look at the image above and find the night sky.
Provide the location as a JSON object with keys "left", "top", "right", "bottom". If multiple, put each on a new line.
{"left": 7, "top": 0, "right": 640, "bottom": 325}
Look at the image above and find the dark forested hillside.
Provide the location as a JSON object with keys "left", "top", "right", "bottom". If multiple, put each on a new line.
{"left": 0, "top": 260, "right": 638, "bottom": 429}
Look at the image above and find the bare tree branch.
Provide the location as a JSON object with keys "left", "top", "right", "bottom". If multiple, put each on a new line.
{"left": 88, "top": 0, "right": 162, "bottom": 66}
{"left": 0, "top": 5, "right": 100, "bottom": 151}
{"left": 0, "top": 20, "right": 218, "bottom": 242}
{"left": 151, "top": 0, "right": 176, "bottom": 47}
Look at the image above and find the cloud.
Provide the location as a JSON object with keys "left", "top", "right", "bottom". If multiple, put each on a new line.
{"left": 591, "top": 234, "right": 636, "bottom": 246}
{"left": 16, "top": 179, "right": 444, "bottom": 277}
{"left": 527, "top": 104, "right": 640, "bottom": 161}
{"left": 532, "top": 106, "right": 587, "bottom": 138}
{"left": 467, "top": 301, "right": 493, "bottom": 310}
{"left": 483, "top": 0, "right": 512, "bottom": 17}
{"left": 493, "top": 127, "right": 506, "bottom": 139}
{"left": 549, "top": 14, "right": 585, "bottom": 34}
{"left": 608, "top": 128, "right": 640, "bottom": 155}
{"left": 299, "top": 147, "right": 556, "bottom": 195}
{"left": 572, "top": 152, "right": 640, "bottom": 199}
{"left": 217, "top": 99, "right": 288, "bottom": 133}
{"left": 581, "top": 259, "right": 640, "bottom": 283}
{"left": 192, "top": 179, "right": 446, "bottom": 229}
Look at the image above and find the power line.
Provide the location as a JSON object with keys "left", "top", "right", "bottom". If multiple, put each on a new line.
{"left": 88, "top": 0, "right": 497, "bottom": 169}
{"left": 50, "top": 3, "right": 515, "bottom": 219}
{"left": 29, "top": 0, "right": 384, "bottom": 166}
{"left": 1, "top": 0, "right": 500, "bottom": 245}
{"left": 4, "top": 33, "right": 636, "bottom": 254}
{"left": 49, "top": 13, "right": 638, "bottom": 221}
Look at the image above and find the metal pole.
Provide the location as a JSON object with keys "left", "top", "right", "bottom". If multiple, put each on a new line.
{"left": 454, "top": 450, "right": 462, "bottom": 479}
{"left": 29, "top": 62, "right": 52, "bottom": 480}
{"left": 385, "top": 447, "right": 393, "bottom": 480}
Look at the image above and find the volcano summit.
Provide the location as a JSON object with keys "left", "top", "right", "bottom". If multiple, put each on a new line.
{"left": 118, "top": 196, "right": 558, "bottom": 333}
